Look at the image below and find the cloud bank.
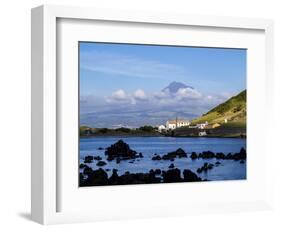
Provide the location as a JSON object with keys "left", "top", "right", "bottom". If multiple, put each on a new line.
{"left": 80, "top": 85, "right": 233, "bottom": 128}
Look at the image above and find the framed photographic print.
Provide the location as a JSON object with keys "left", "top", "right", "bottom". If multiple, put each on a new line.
{"left": 31, "top": 5, "right": 274, "bottom": 225}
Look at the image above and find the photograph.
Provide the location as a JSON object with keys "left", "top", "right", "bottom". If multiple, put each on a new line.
{"left": 79, "top": 42, "right": 247, "bottom": 187}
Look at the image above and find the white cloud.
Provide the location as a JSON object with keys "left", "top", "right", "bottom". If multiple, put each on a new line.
{"left": 112, "top": 89, "right": 127, "bottom": 100}
{"left": 105, "top": 89, "right": 129, "bottom": 103}
{"left": 154, "top": 89, "right": 170, "bottom": 99}
{"left": 133, "top": 89, "right": 147, "bottom": 100}
{"left": 175, "top": 88, "right": 202, "bottom": 100}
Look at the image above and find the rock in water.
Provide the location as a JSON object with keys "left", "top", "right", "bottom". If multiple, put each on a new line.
{"left": 162, "top": 148, "right": 187, "bottom": 160}
{"left": 201, "top": 151, "right": 215, "bottom": 159}
{"left": 183, "top": 169, "right": 202, "bottom": 182}
{"left": 93, "top": 156, "right": 102, "bottom": 161}
{"left": 105, "top": 140, "right": 138, "bottom": 160}
{"left": 162, "top": 168, "right": 182, "bottom": 183}
{"left": 79, "top": 163, "right": 87, "bottom": 169}
{"left": 190, "top": 152, "right": 198, "bottom": 160}
{"left": 154, "top": 169, "right": 161, "bottom": 175}
{"left": 84, "top": 155, "right": 94, "bottom": 163}
{"left": 215, "top": 152, "right": 226, "bottom": 159}
{"left": 81, "top": 168, "right": 109, "bottom": 186}
{"left": 152, "top": 154, "right": 161, "bottom": 160}
{"left": 96, "top": 161, "right": 107, "bottom": 167}
{"left": 168, "top": 163, "right": 175, "bottom": 169}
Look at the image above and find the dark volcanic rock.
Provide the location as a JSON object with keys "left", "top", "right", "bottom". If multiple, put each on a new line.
{"left": 190, "top": 152, "right": 198, "bottom": 160}
{"left": 168, "top": 163, "right": 175, "bottom": 169}
{"left": 93, "top": 156, "right": 102, "bottom": 161}
{"left": 197, "top": 162, "right": 214, "bottom": 173}
{"left": 215, "top": 152, "right": 226, "bottom": 159}
{"left": 97, "top": 147, "right": 104, "bottom": 150}
{"left": 162, "top": 148, "right": 187, "bottom": 160}
{"left": 207, "top": 163, "right": 214, "bottom": 170}
{"left": 79, "top": 163, "right": 87, "bottom": 169}
{"left": 202, "top": 163, "right": 209, "bottom": 172}
{"left": 233, "top": 148, "right": 247, "bottom": 160}
{"left": 79, "top": 173, "right": 84, "bottom": 184}
{"left": 152, "top": 155, "right": 161, "bottom": 160}
{"left": 84, "top": 155, "right": 94, "bottom": 163}
{"left": 223, "top": 148, "right": 246, "bottom": 161}
{"left": 82, "top": 168, "right": 109, "bottom": 186}
{"left": 201, "top": 151, "right": 215, "bottom": 159}
{"left": 154, "top": 169, "right": 161, "bottom": 175}
{"left": 226, "top": 153, "right": 233, "bottom": 160}
{"left": 105, "top": 140, "right": 139, "bottom": 161}
{"left": 115, "top": 171, "right": 161, "bottom": 185}
{"left": 162, "top": 168, "right": 182, "bottom": 183}
{"left": 108, "top": 169, "right": 119, "bottom": 185}
{"left": 83, "top": 165, "right": 93, "bottom": 175}
{"left": 106, "top": 168, "right": 163, "bottom": 185}
{"left": 116, "top": 157, "right": 121, "bottom": 164}
{"left": 81, "top": 166, "right": 202, "bottom": 186}
{"left": 183, "top": 169, "right": 202, "bottom": 182}
{"left": 96, "top": 161, "right": 107, "bottom": 167}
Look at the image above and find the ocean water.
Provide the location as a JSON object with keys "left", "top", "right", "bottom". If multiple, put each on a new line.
{"left": 80, "top": 136, "right": 246, "bottom": 181}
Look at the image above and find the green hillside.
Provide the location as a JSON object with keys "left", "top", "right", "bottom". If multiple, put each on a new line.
{"left": 191, "top": 90, "right": 246, "bottom": 126}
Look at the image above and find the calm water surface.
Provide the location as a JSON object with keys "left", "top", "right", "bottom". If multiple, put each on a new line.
{"left": 80, "top": 136, "right": 246, "bottom": 181}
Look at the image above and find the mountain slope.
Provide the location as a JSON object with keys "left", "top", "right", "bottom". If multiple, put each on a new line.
{"left": 192, "top": 90, "right": 246, "bottom": 125}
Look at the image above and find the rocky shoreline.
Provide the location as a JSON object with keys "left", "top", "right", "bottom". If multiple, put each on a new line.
{"left": 79, "top": 139, "right": 246, "bottom": 186}
{"left": 80, "top": 167, "right": 203, "bottom": 186}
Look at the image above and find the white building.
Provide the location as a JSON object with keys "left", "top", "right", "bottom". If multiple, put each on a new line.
{"left": 198, "top": 131, "right": 207, "bottom": 136}
{"left": 158, "top": 125, "right": 166, "bottom": 132}
{"left": 166, "top": 119, "right": 190, "bottom": 130}
{"left": 196, "top": 121, "right": 209, "bottom": 129}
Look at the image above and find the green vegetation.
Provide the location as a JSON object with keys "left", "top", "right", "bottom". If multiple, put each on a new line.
{"left": 138, "top": 125, "right": 154, "bottom": 132}
{"left": 191, "top": 90, "right": 246, "bottom": 126}
{"left": 80, "top": 125, "right": 161, "bottom": 137}
{"left": 79, "top": 126, "right": 96, "bottom": 136}
{"left": 172, "top": 90, "right": 246, "bottom": 138}
{"left": 206, "top": 120, "right": 246, "bottom": 138}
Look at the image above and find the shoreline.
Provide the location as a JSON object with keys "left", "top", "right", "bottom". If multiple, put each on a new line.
{"left": 80, "top": 135, "right": 246, "bottom": 139}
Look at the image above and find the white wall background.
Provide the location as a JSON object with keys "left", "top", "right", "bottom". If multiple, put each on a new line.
{"left": 0, "top": 0, "right": 280, "bottom": 229}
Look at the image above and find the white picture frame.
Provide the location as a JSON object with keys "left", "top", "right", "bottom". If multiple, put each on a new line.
{"left": 31, "top": 4, "right": 274, "bottom": 225}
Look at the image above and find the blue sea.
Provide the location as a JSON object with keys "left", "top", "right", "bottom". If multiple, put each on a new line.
{"left": 80, "top": 136, "right": 246, "bottom": 181}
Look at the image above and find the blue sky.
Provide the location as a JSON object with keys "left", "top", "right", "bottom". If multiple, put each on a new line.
{"left": 79, "top": 42, "right": 246, "bottom": 128}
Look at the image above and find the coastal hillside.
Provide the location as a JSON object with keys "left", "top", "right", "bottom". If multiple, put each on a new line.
{"left": 191, "top": 90, "right": 246, "bottom": 126}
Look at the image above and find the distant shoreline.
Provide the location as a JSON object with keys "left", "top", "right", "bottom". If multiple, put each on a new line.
{"left": 80, "top": 122, "right": 246, "bottom": 139}
{"left": 80, "top": 134, "right": 246, "bottom": 139}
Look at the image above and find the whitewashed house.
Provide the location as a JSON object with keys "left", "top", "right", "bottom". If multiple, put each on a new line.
{"left": 158, "top": 125, "right": 166, "bottom": 132}
{"left": 166, "top": 118, "right": 190, "bottom": 130}
{"left": 196, "top": 121, "right": 209, "bottom": 129}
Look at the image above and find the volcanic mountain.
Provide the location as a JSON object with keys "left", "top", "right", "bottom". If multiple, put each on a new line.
{"left": 162, "top": 81, "right": 194, "bottom": 94}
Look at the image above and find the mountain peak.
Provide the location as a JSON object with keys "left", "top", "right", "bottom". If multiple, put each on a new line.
{"left": 162, "top": 81, "right": 193, "bottom": 94}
